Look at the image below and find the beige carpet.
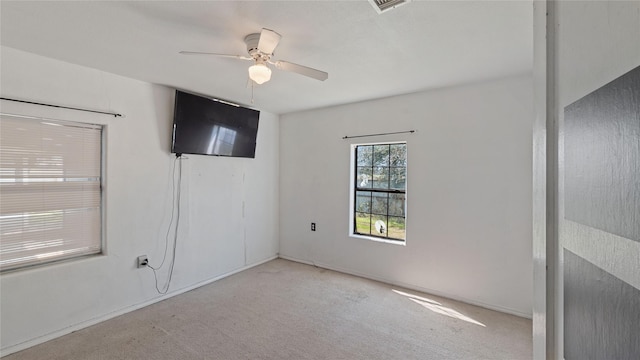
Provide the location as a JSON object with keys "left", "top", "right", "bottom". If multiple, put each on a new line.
{"left": 4, "top": 259, "right": 532, "bottom": 359}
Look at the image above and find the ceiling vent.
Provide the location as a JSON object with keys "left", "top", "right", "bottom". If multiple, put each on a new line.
{"left": 368, "top": 0, "right": 411, "bottom": 14}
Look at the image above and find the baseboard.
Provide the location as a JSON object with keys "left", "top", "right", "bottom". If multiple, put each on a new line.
{"left": 0, "top": 255, "right": 278, "bottom": 357}
{"left": 278, "top": 254, "right": 533, "bottom": 319}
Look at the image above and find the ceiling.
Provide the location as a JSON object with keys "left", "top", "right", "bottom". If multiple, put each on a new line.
{"left": 0, "top": 1, "right": 532, "bottom": 114}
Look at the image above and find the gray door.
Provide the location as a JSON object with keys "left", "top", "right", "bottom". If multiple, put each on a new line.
{"left": 562, "top": 65, "right": 640, "bottom": 360}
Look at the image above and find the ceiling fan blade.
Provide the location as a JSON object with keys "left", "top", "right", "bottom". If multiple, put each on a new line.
{"left": 274, "top": 60, "right": 328, "bottom": 81}
{"left": 257, "top": 28, "right": 282, "bottom": 55}
{"left": 179, "top": 51, "right": 252, "bottom": 61}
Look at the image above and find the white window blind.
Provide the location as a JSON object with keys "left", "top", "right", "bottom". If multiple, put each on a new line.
{"left": 0, "top": 114, "right": 103, "bottom": 271}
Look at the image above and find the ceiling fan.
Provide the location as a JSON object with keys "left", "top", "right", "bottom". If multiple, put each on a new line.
{"left": 179, "top": 28, "right": 328, "bottom": 85}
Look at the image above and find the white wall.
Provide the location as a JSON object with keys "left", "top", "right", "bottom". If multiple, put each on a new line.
{"left": 279, "top": 75, "right": 534, "bottom": 317}
{"left": 0, "top": 46, "right": 279, "bottom": 353}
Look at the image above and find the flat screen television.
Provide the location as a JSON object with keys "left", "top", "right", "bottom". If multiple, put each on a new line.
{"left": 171, "top": 90, "right": 260, "bottom": 158}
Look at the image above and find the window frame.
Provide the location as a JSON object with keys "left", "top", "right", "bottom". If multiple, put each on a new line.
{"left": 0, "top": 114, "right": 105, "bottom": 272}
{"left": 349, "top": 141, "right": 407, "bottom": 245}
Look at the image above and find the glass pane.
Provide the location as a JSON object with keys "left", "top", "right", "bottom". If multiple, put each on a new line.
{"left": 372, "top": 166, "right": 389, "bottom": 189}
{"left": 389, "top": 193, "right": 406, "bottom": 217}
{"left": 371, "top": 214, "right": 388, "bottom": 236}
{"left": 356, "top": 167, "right": 373, "bottom": 188}
{"left": 390, "top": 167, "right": 406, "bottom": 190}
{"left": 356, "top": 191, "right": 371, "bottom": 213}
{"left": 373, "top": 145, "right": 389, "bottom": 166}
{"left": 357, "top": 145, "right": 373, "bottom": 166}
{"left": 371, "top": 192, "right": 388, "bottom": 215}
{"left": 390, "top": 144, "right": 406, "bottom": 167}
{"left": 355, "top": 212, "right": 371, "bottom": 235}
{"left": 388, "top": 216, "right": 406, "bottom": 240}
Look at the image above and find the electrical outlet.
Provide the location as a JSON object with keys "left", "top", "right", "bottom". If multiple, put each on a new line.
{"left": 311, "top": 222, "right": 316, "bottom": 231}
{"left": 137, "top": 255, "right": 148, "bottom": 268}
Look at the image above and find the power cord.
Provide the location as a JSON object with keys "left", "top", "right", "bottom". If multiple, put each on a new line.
{"left": 148, "top": 154, "right": 182, "bottom": 294}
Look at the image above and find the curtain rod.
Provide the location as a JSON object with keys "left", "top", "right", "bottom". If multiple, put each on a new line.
{"left": 342, "top": 130, "right": 415, "bottom": 140}
{"left": 0, "top": 97, "right": 122, "bottom": 117}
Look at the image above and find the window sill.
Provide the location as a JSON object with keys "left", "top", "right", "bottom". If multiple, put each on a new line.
{"left": 0, "top": 252, "right": 105, "bottom": 275}
{"left": 349, "top": 233, "right": 406, "bottom": 246}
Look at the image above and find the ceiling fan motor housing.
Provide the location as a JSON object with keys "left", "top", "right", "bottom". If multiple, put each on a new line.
{"left": 244, "top": 33, "right": 271, "bottom": 61}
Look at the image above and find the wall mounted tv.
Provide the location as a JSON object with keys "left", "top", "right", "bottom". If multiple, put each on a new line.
{"left": 171, "top": 90, "right": 260, "bottom": 158}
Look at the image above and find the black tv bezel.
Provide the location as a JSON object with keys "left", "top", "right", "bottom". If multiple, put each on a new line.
{"left": 171, "top": 90, "right": 259, "bottom": 158}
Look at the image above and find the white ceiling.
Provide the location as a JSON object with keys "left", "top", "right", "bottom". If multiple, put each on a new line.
{"left": 0, "top": 1, "right": 532, "bottom": 114}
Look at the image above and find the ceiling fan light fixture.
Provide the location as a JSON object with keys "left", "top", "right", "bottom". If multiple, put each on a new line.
{"left": 248, "top": 63, "right": 272, "bottom": 84}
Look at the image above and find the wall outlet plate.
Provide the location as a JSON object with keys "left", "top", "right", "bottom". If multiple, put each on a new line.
{"left": 311, "top": 223, "right": 316, "bottom": 231}
{"left": 137, "top": 255, "right": 148, "bottom": 268}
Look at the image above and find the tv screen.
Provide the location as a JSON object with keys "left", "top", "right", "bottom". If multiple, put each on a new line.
{"left": 171, "top": 90, "right": 260, "bottom": 158}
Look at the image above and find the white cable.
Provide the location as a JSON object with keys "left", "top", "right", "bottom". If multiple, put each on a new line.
{"left": 148, "top": 156, "right": 182, "bottom": 294}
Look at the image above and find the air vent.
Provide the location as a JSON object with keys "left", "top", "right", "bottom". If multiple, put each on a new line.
{"left": 368, "top": 0, "right": 411, "bottom": 14}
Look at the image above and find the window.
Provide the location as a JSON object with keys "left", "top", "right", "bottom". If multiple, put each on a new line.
{"left": 207, "top": 125, "right": 237, "bottom": 156}
{"left": 0, "top": 114, "right": 103, "bottom": 271}
{"left": 351, "top": 142, "right": 406, "bottom": 243}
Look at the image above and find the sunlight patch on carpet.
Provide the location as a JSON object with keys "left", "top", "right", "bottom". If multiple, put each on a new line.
{"left": 392, "top": 289, "right": 486, "bottom": 327}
